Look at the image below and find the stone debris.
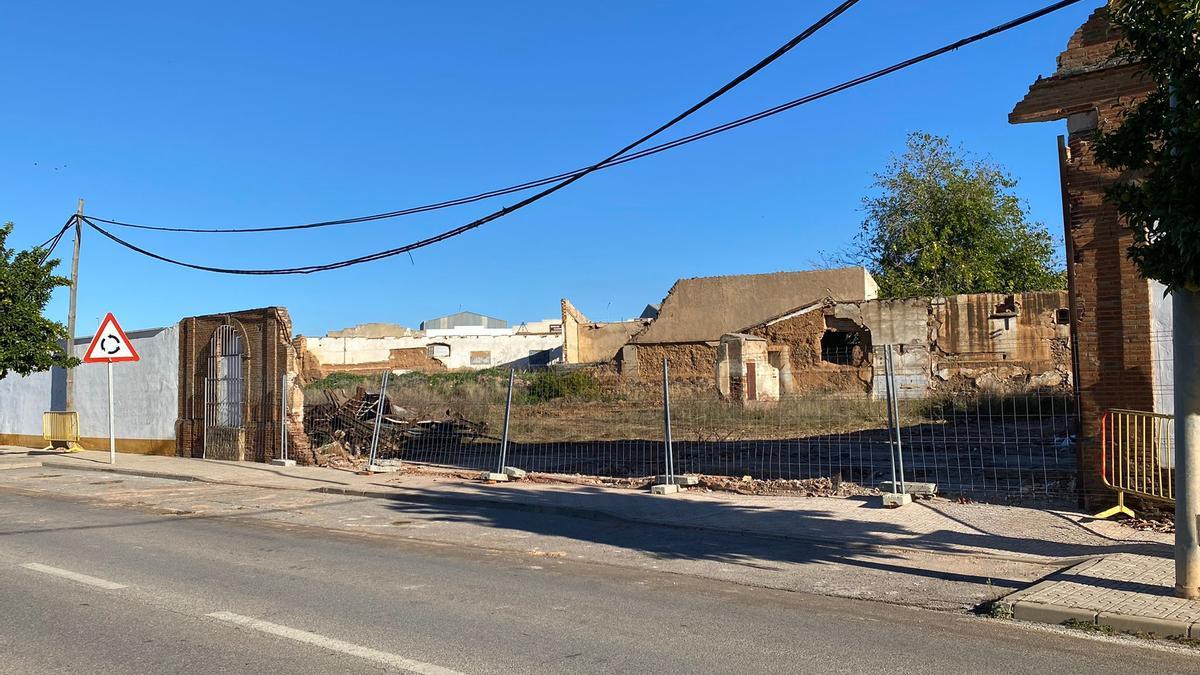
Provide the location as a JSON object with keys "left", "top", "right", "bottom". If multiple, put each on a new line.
{"left": 1119, "top": 516, "right": 1174, "bottom": 534}
{"left": 697, "top": 475, "right": 876, "bottom": 497}
{"left": 304, "top": 388, "right": 488, "bottom": 467}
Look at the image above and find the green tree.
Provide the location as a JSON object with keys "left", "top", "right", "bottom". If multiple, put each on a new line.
{"left": 1094, "top": 1, "right": 1200, "bottom": 291}
{"left": 843, "top": 132, "right": 1065, "bottom": 298}
{"left": 0, "top": 222, "right": 77, "bottom": 379}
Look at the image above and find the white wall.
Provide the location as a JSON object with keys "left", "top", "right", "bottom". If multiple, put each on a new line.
{"left": 0, "top": 364, "right": 53, "bottom": 437}
{"left": 1150, "top": 280, "right": 1174, "bottom": 417}
{"left": 305, "top": 332, "right": 563, "bottom": 371}
{"left": 0, "top": 325, "right": 179, "bottom": 443}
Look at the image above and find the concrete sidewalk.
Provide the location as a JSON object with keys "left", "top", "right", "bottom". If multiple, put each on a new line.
{"left": 3, "top": 446, "right": 1168, "bottom": 566}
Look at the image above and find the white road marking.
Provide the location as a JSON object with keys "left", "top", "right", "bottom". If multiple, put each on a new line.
{"left": 20, "top": 563, "right": 127, "bottom": 590}
{"left": 206, "top": 611, "right": 463, "bottom": 674}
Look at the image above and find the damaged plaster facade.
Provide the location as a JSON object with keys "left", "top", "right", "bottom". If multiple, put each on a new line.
{"left": 300, "top": 322, "right": 563, "bottom": 375}
{"left": 823, "top": 291, "right": 1072, "bottom": 398}
{"left": 653, "top": 288, "right": 1071, "bottom": 402}
{"left": 716, "top": 334, "right": 782, "bottom": 403}
{"left": 710, "top": 291, "right": 1071, "bottom": 400}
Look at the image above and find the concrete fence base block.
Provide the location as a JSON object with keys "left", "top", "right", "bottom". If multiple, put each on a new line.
{"left": 269, "top": 459, "right": 296, "bottom": 467}
{"left": 1096, "top": 612, "right": 1190, "bottom": 638}
{"left": 1012, "top": 601, "right": 1097, "bottom": 625}
{"left": 880, "top": 492, "right": 912, "bottom": 508}
{"left": 650, "top": 484, "right": 680, "bottom": 495}
{"left": 365, "top": 464, "right": 398, "bottom": 473}
{"left": 654, "top": 475, "right": 699, "bottom": 486}
{"left": 877, "top": 481, "right": 937, "bottom": 496}
{"left": 503, "top": 467, "right": 527, "bottom": 479}
{"left": 479, "top": 472, "right": 510, "bottom": 482}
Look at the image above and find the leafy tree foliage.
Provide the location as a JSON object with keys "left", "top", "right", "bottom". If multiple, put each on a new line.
{"left": 1094, "top": 0, "right": 1200, "bottom": 292}
{"left": 843, "top": 132, "right": 1064, "bottom": 298}
{"left": 0, "top": 222, "right": 77, "bottom": 379}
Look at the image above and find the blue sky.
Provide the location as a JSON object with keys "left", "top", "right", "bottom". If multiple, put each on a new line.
{"left": 1, "top": 1, "right": 1095, "bottom": 337}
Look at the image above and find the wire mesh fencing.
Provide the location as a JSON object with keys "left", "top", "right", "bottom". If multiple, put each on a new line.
{"left": 302, "top": 340, "right": 1080, "bottom": 500}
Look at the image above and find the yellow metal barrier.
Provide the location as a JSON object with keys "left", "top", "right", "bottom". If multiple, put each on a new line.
{"left": 1096, "top": 408, "right": 1174, "bottom": 519}
{"left": 42, "top": 411, "right": 84, "bottom": 452}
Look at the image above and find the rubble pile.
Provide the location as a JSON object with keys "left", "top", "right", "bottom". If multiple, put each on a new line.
{"left": 304, "top": 388, "right": 488, "bottom": 467}
{"left": 696, "top": 475, "right": 876, "bottom": 497}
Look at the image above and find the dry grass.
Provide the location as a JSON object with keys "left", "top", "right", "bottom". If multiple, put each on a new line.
{"left": 308, "top": 370, "right": 1071, "bottom": 445}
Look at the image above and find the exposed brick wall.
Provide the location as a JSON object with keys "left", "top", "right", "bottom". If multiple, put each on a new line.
{"left": 1010, "top": 6, "right": 1158, "bottom": 504}
{"left": 176, "top": 307, "right": 310, "bottom": 463}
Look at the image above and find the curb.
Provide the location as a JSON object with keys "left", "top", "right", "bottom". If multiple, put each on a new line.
{"left": 1009, "top": 600, "right": 1196, "bottom": 638}
{"left": 36, "top": 458, "right": 1090, "bottom": 566}
{"left": 0, "top": 461, "right": 44, "bottom": 471}
{"left": 39, "top": 460, "right": 306, "bottom": 493}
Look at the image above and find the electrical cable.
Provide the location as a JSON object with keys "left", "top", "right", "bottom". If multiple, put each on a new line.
{"left": 88, "top": 1, "right": 860, "bottom": 236}
{"left": 89, "top": 0, "right": 1084, "bottom": 236}
{"left": 37, "top": 215, "right": 75, "bottom": 250}
{"left": 35, "top": 215, "right": 77, "bottom": 265}
{"left": 82, "top": 0, "right": 1084, "bottom": 274}
{"left": 81, "top": 0, "right": 861, "bottom": 270}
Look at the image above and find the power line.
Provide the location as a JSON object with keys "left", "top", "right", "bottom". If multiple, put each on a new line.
{"left": 37, "top": 215, "right": 75, "bottom": 250}
{"left": 36, "top": 215, "right": 77, "bottom": 265}
{"left": 92, "top": 1, "right": 860, "bottom": 235}
{"left": 82, "top": 0, "right": 1085, "bottom": 274}
{"left": 80, "top": 0, "right": 862, "bottom": 271}
{"left": 90, "top": 0, "right": 1085, "bottom": 237}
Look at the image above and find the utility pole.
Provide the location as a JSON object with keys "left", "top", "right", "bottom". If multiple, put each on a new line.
{"left": 1175, "top": 290, "right": 1199, "bottom": 598}
{"left": 1170, "top": 84, "right": 1200, "bottom": 598}
{"left": 65, "top": 199, "right": 83, "bottom": 412}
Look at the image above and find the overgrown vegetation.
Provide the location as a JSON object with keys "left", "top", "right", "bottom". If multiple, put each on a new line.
{"left": 307, "top": 371, "right": 371, "bottom": 390}
{"left": 392, "top": 368, "right": 509, "bottom": 390}
{"left": 974, "top": 600, "right": 1013, "bottom": 620}
{"left": 1062, "top": 618, "right": 1115, "bottom": 634}
{"left": 837, "top": 132, "right": 1066, "bottom": 298}
{"left": 305, "top": 365, "right": 1070, "bottom": 451}
{"left": 521, "top": 369, "right": 601, "bottom": 404}
{"left": 1095, "top": 0, "right": 1200, "bottom": 292}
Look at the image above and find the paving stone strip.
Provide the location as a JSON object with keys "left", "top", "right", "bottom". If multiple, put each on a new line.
{"left": 1002, "top": 554, "right": 1200, "bottom": 639}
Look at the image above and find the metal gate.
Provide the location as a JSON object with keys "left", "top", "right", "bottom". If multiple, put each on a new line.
{"left": 203, "top": 325, "right": 245, "bottom": 460}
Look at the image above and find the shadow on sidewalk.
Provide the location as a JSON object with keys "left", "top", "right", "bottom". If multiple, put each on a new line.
{"left": 376, "top": 483, "right": 1170, "bottom": 574}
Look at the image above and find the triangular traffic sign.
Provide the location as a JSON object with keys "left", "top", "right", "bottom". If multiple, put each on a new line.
{"left": 83, "top": 313, "right": 141, "bottom": 363}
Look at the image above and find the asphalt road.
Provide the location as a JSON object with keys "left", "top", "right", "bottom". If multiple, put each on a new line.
{"left": 0, "top": 489, "right": 1195, "bottom": 674}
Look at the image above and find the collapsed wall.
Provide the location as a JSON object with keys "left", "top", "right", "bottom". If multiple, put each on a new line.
{"left": 826, "top": 291, "right": 1073, "bottom": 398}
{"left": 560, "top": 298, "right": 646, "bottom": 364}
{"left": 619, "top": 290, "right": 1072, "bottom": 399}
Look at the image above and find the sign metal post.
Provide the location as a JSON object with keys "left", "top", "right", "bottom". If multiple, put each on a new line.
{"left": 82, "top": 313, "right": 141, "bottom": 465}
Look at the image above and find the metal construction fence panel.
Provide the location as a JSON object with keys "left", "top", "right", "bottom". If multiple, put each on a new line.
{"left": 42, "top": 411, "right": 80, "bottom": 444}
{"left": 1100, "top": 408, "right": 1174, "bottom": 504}
{"left": 304, "top": 341, "right": 1080, "bottom": 499}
